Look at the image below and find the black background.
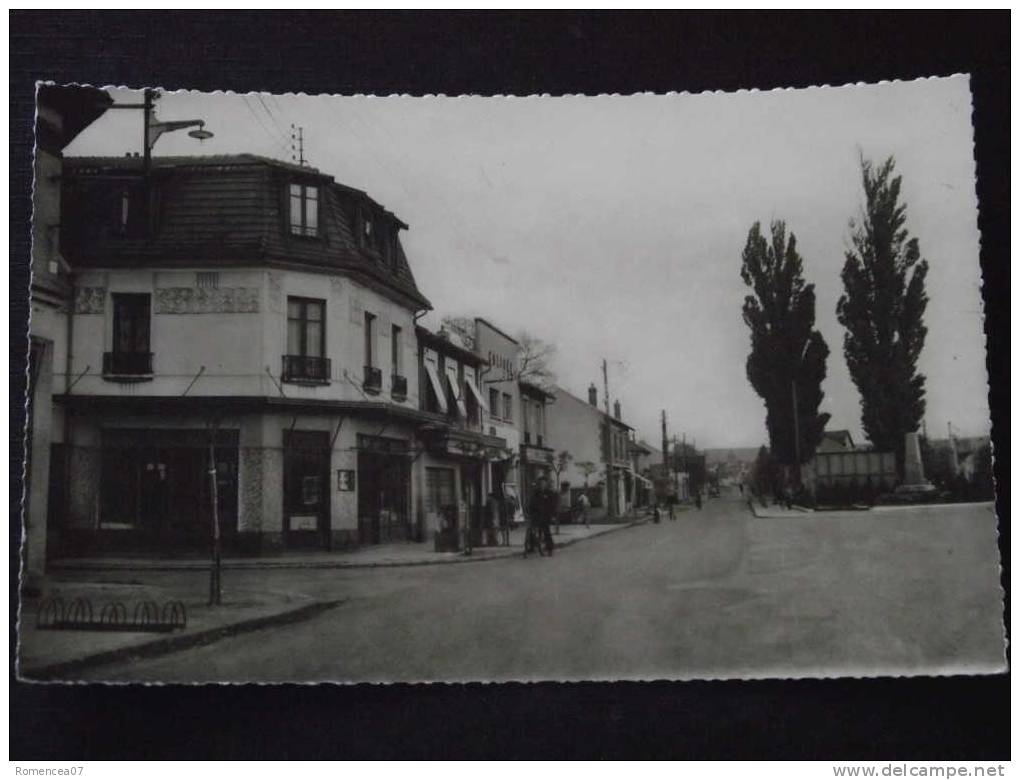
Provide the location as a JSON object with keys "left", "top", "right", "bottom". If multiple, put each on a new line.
{"left": 10, "top": 11, "right": 1009, "bottom": 760}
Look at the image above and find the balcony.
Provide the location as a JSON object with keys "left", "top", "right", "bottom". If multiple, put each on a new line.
{"left": 102, "top": 351, "right": 153, "bottom": 381}
{"left": 282, "top": 354, "right": 331, "bottom": 384}
{"left": 363, "top": 365, "right": 382, "bottom": 394}
{"left": 391, "top": 374, "right": 408, "bottom": 401}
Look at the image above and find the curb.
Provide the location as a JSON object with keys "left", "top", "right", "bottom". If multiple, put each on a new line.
{"left": 19, "top": 599, "right": 343, "bottom": 681}
{"left": 50, "top": 519, "right": 647, "bottom": 573}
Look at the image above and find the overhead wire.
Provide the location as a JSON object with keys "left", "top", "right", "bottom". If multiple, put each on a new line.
{"left": 241, "top": 96, "right": 291, "bottom": 158}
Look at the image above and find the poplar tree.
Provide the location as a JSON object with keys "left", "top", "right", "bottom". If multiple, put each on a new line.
{"left": 741, "top": 220, "right": 831, "bottom": 473}
{"left": 837, "top": 156, "right": 929, "bottom": 477}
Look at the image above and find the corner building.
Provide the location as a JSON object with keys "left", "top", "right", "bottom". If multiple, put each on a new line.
{"left": 53, "top": 154, "right": 435, "bottom": 555}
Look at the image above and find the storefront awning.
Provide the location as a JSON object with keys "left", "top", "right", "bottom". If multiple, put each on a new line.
{"left": 446, "top": 370, "right": 468, "bottom": 419}
{"left": 424, "top": 362, "right": 448, "bottom": 414}
{"left": 464, "top": 373, "right": 488, "bottom": 412}
{"left": 635, "top": 473, "right": 654, "bottom": 487}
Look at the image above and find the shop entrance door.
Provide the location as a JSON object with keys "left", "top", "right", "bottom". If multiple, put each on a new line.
{"left": 283, "top": 430, "right": 331, "bottom": 550}
{"left": 357, "top": 451, "right": 410, "bottom": 544}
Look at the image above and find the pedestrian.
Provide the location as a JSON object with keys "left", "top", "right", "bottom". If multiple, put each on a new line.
{"left": 575, "top": 491, "right": 590, "bottom": 529}
{"left": 694, "top": 489, "right": 702, "bottom": 510}
{"left": 527, "top": 476, "right": 557, "bottom": 556}
{"left": 667, "top": 495, "right": 676, "bottom": 521}
{"left": 652, "top": 504, "right": 661, "bottom": 524}
{"left": 485, "top": 491, "right": 501, "bottom": 546}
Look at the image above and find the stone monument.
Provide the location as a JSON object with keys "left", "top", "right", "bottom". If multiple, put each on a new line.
{"left": 894, "top": 431, "right": 937, "bottom": 497}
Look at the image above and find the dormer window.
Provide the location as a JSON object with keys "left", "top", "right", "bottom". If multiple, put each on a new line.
{"left": 358, "top": 206, "right": 393, "bottom": 264}
{"left": 289, "top": 183, "right": 319, "bottom": 237}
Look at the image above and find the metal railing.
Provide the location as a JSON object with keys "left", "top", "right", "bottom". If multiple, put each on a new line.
{"left": 391, "top": 373, "right": 408, "bottom": 398}
{"left": 363, "top": 365, "right": 382, "bottom": 393}
{"left": 282, "top": 354, "right": 331, "bottom": 383}
{"left": 102, "top": 351, "right": 153, "bottom": 376}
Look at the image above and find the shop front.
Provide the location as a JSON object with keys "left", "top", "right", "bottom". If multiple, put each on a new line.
{"left": 68, "top": 427, "right": 239, "bottom": 556}
{"left": 283, "top": 429, "right": 331, "bottom": 550}
{"left": 417, "top": 424, "right": 507, "bottom": 551}
{"left": 519, "top": 441, "right": 553, "bottom": 514}
{"left": 356, "top": 433, "right": 412, "bottom": 545}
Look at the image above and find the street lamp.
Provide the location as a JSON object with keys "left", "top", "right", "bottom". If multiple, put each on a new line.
{"left": 109, "top": 89, "right": 214, "bottom": 173}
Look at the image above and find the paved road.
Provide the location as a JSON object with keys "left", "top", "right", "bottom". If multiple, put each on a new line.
{"left": 77, "top": 493, "right": 1005, "bottom": 683}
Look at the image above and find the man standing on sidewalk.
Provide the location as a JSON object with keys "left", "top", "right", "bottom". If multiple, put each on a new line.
{"left": 575, "top": 491, "right": 590, "bottom": 529}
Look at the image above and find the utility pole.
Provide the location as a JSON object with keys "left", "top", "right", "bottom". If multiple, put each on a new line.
{"left": 661, "top": 409, "right": 669, "bottom": 468}
{"left": 602, "top": 358, "right": 615, "bottom": 520}
{"left": 208, "top": 419, "right": 222, "bottom": 606}
{"left": 142, "top": 88, "right": 154, "bottom": 176}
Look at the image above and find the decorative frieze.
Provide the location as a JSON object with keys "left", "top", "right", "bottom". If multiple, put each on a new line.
{"left": 154, "top": 287, "right": 260, "bottom": 314}
{"left": 74, "top": 286, "right": 106, "bottom": 314}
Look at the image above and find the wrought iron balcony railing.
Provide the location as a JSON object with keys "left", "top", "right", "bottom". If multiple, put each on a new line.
{"left": 391, "top": 374, "right": 408, "bottom": 399}
{"left": 282, "top": 354, "right": 331, "bottom": 384}
{"left": 103, "top": 351, "right": 153, "bottom": 377}
{"left": 363, "top": 365, "right": 383, "bottom": 394}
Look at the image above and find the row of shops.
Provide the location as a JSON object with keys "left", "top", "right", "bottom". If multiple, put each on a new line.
{"left": 49, "top": 397, "right": 541, "bottom": 557}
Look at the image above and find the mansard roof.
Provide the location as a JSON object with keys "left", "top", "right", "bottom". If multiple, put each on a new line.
{"left": 61, "top": 154, "right": 431, "bottom": 310}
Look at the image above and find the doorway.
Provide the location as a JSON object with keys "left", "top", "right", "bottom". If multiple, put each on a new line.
{"left": 357, "top": 450, "right": 411, "bottom": 544}
{"left": 283, "top": 430, "right": 331, "bottom": 550}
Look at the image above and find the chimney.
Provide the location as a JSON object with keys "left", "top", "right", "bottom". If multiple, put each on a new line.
{"left": 613, "top": 400, "right": 621, "bottom": 420}
{"left": 588, "top": 383, "right": 598, "bottom": 406}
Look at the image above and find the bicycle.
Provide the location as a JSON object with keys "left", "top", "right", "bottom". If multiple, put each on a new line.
{"left": 523, "top": 522, "right": 553, "bottom": 557}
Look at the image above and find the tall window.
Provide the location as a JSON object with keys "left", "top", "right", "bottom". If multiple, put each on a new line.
{"left": 502, "top": 392, "right": 513, "bottom": 422}
{"left": 287, "top": 297, "right": 325, "bottom": 358}
{"left": 391, "top": 324, "right": 403, "bottom": 375}
{"left": 112, "top": 293, "right": 151, "bottom": 355}
{"left": 489, "top": 388, "right": 500, "bottom": 419}
{"left": 289, "top": 183, "right": 319, "bottom": 237}
{"left": 364, "top": 312, "right": 376, "bottom": 367}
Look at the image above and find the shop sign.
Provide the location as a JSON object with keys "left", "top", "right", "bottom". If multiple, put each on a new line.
{"left": 337, "top": 469, "right": 356, "bottom": 492}
{"left": 357, "top": 434, "right": 409, "bottom": 455}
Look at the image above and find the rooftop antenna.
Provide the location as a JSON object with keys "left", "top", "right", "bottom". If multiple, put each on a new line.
{"left": 290, "top": 124, "right": 306, "bottom": 166}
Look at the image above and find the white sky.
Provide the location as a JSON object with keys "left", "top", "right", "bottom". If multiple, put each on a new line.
{"left": 65, "top": 76, "right": 990, "bottom": 449}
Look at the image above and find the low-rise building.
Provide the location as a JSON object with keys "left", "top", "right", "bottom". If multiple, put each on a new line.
{"left": 545, "top": 383, "right": 635, "bottom": 519}
{"left": 518, "top": 380, "right": 556, "bottom": 510}
{"left": 25, "top": 86, "right": 112, "bottom": 586}
{"left": 415, "top": 325, "right": 505, "bottom": 549}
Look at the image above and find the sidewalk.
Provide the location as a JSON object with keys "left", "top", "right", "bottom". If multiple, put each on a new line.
{"left": 50, "top": 518, "right": 646, "bottom": 573}
{"left": 23, "top": 518, "right": 646, "bottom": 679}
{"left": 18, "top": 578, "right": 339, "bottom": 681}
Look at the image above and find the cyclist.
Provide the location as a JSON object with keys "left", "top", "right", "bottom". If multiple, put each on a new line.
{"left": 525, "top": 476, "right": 557, "bottom": 557}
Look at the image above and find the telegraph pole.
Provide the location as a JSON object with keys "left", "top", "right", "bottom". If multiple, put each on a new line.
{"left": 661, "top": 410, "right": 669, "bottom": 468}
{"left": 603, "top": 359, "right": 615, "bottom": 520}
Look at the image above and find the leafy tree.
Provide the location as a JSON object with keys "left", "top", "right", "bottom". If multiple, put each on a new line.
{"left": 550, "top": 450, "right": 573, "bottom": 533}
{"left": 576, "top": 460, "right": 599, "bottom": 486}
{"left": 515, "top": 331, "right": 557, "bottom": 390}
{"left": 970, "top": 442, "right": 995, "bottom": 501}
{"left": 741, "top": 220, "right": 831, "bottom": 473}
{"left": 919, "top": 436, "right": 956, "bottom": 490}
{"left": 837, "top": 156, "right": 929, "bottom": 478}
